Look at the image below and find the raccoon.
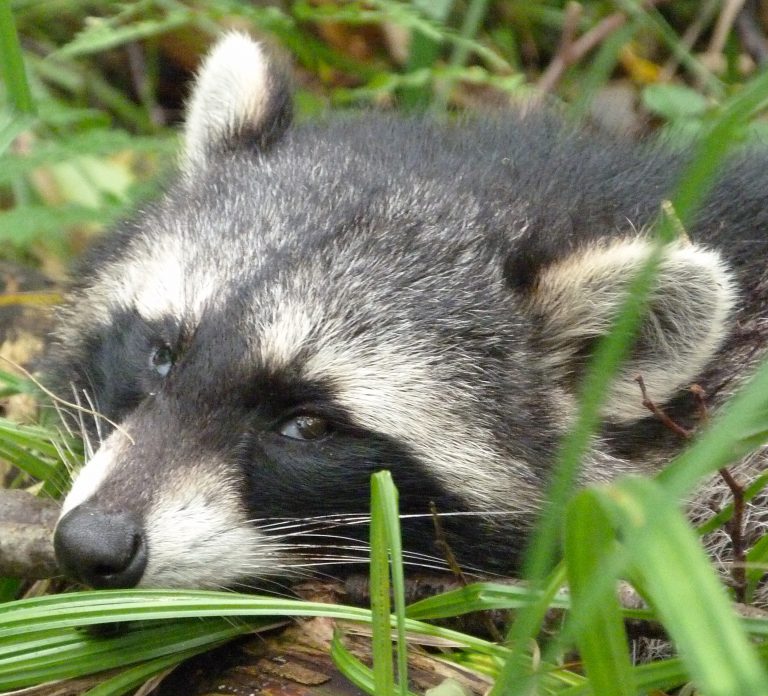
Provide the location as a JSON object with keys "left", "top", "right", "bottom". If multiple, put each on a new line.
{"left": 50, "top": 33, "right": 768, "bottom": 591}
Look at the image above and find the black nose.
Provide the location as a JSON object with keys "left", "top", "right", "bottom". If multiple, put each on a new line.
{"left": 54, "top": 505, "right": 147, "bottom": 588}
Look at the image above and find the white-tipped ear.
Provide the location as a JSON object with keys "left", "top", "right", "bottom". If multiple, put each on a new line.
{"left": 182, "top": 32, "right": 292, "bottom": 175}
{"left": 527, "top": 238, "right": 737, "bottom": 422}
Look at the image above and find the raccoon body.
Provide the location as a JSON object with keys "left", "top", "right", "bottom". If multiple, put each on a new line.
{"left": 51, "top": 34, "right": 768, "bottom": 590}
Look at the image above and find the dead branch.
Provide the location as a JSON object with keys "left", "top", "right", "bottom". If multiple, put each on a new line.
{"left": 659, "top": 0, "right": 721, "bottom": 81}
{"left": 708, "top": 0, "right": 748, "bottom": 57}
{"left": 537, "top": 1, "right": 583, "bottom": 95}
{"left": 635, "top": 374, "right": 692, "bottom": 439}
{"left": 636, "top": 376, "right": 748, "bottom": 602}
{"left": 535, "top": 0, "right": 667, "bottom": 99}
{"left": 692, "top": 384, "right": 748, "bottom": 601}
{"left": 735, "top": 0, "right": 768, "bottom": 67}
{"left": 430, "top": 501, "right": 503, "bottom": 641}
{"left": 0, "top": 489, "right": 60, "bottom": 579}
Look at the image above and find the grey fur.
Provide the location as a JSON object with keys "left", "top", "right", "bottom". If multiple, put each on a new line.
{"left": 49, "top": 33, "right": 768, "bottom": 590}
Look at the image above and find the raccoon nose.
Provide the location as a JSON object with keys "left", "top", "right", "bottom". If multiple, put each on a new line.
{"left": 54, "top": 505, "right": 147, "bottom": 589}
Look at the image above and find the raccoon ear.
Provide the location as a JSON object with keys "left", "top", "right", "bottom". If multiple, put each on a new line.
{"left": 514, "top": 239, "right": 737, "bottom": 422}
{"left": 181, "top": 32, "right": 292, "bottom": 175}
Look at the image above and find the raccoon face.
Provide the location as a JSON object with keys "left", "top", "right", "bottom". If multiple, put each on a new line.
{"left": 51, "top": 33, "right": 737, "bottom": 590}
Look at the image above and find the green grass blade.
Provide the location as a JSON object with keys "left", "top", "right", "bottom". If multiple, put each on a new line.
{"left": 0, "top": 441, "right": 56, "bottom": 481}
{"left": 407, "top": 578, "right": 568, "bottom": 621}
{"left": 493, "top": 61, "right": 768, "bottom": 696}
{"left": 0, "top": 417, "right": 69, "bottom": 458}
{"left": 433, "top": 0, "right": 492, "bottom": 110}
{"left": 608, "top": 476, "right": 768, "bottom": 695}
{"left": 0, "top": 0, "right": 35, "bottom": 114}
{"left": 331, "top": 630, "right": 421, "bottom": 696}
{"left": 493, "top": 231, "right": 670, "bottom": 696}
{"left": 0, "top": 579, "right": 20, "bottom": 604}
{"left": 369, "top": 472, "right": 395, "bottom": 695}
{"left": 0, "top": 108, "right": 33, "bottom": 155}
{"left": 563, "top": 643, "right": 768, "bottom": 696}
{"left": 331, "top": 631, "right": 378, "bottom": 695}
{"left": 398, "top": 0, "right": 454, "bottom": 110}
{"left": 448, "top": 0, "right": 490, "bottom": 69}
{"left": 0, "top": 590, "right": 508, "bottom": 659}
{"left": 0, "top": 617, "right": 255, "bottom": 689}
{"left": 658, "top": 356, "right": 768, "bottom": 497}
{"left": 746, "top": 533, "right": 768, "bottom": 603}
{"left": 565, "top": 490, "right": 635, "bottom": 696}
{"left": 371, "top": 471, "right": 409, "bottom": 696}
{"left": 82, "top": 646, "right": 213, "bottom": 696}
{"left": 52, "top": 8, "right": 193, "bottom": 59}
{"left": 560, "top": 656, "right": 689, "bottom": 696}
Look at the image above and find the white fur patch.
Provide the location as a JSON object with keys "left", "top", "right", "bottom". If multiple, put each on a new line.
{"left": 110, "top": 237, "right": 190, "bottom": 322}
{"left": 60, "top": 231, "right": 219, "bottom": 340}
{"left": 182, "top": 32, "right": 271, "bottom": 175}
{"left": 255, "top": 298, "right": 314, "bottom": 370}
{"left": 59, "top": 435, "right": 122, "bottom": 517}
{"left": 139, "top": 464, "right": 269, "bottom": 588}
{"left": 531, "top": 238, "right": 737, "bottom": 421}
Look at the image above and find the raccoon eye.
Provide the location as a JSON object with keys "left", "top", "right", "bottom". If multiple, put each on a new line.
{"left": 278, "top": 414, "right": 330, "bottom": 441}
{"left": 150, "top": 344, "right": 174, "bottom": 377}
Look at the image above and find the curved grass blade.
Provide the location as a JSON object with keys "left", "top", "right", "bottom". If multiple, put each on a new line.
{"left": 606, "top": 476, "right": 768, "bottom": 696}
{"left": 493, "top": 62, "right": 768, "bottom": 696}
{"left": 331, "top": 630, "right": 421, "bottom": 696}
{"left": 565, "top": 489, "right": 635, "bottom": 696}
{"left": 0, "top": 617, "right": 256, "bottom": 690}
{"left": 369, "top": 471, "right": 395, "bottom": 695}
{"left": 83, "top": 646, "right": 212, "bottom": 696}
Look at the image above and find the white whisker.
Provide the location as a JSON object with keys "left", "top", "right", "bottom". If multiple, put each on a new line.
{"left": 81, "top": 388, "right": 104, "bottom": 450}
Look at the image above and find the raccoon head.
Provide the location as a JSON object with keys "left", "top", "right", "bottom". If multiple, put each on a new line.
{"left": 51, "top": 33, "right": 736, "bottom": 590}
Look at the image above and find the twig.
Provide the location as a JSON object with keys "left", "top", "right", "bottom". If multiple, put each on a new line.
{"left": 735, "top": 0, "right": 768, "bottom": 67}
{"left": 537, "top": 5, "right": 621, "bottom": 97}
{"left": 535, "top": 0, "right": 667, "bottom": 99}
{"left": 537, "top": 1, "right": 583, "bottom": 95}
{"left": 0, "top": 489, "right": 60, "bottom": 578}
{"left": 636, "top": 376, "right": 748, "bottom": 602}
{"left": 692, "top": 385, "right": 748, "bottom": 602}
{"left": 635, "top": 374, "right": 692, "bottom": 439}
{"left": 659, "top": 0, "right": 721, "bottom": 81}
{"left": 707, "top": 0, "right": 748, "bottom": 58}
{"left": 430, "top": 501, "right": 503, "bottom": 642}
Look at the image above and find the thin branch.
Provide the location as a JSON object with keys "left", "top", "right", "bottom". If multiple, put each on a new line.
{"left": 708, "top": 0, "right": 748, "bottom": 57}
{"left": 0, "top": 489, "right": 60, "bottom": 579}
{"left": 692, "top": 385, "right": 748, "bottom": 602}
{"left": 535, "top": 0, "right": 667, "bottom": 99}
{"left": 636, "top": 376, "right": 748, "bottom": 602}
{"left": 430, "top": 501, "right": 503, "bottom": 642}
{"left": 635, "top": 374, "right": 692, "bottom": 439}
{"left": 659, "top": 0, "right": 721, "bottom": 81}
{"left": 537, "top": 1, "right": 583, "bottom": 95}
{"left": 735, "top": 0, "right": 768, "bottom": 67}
